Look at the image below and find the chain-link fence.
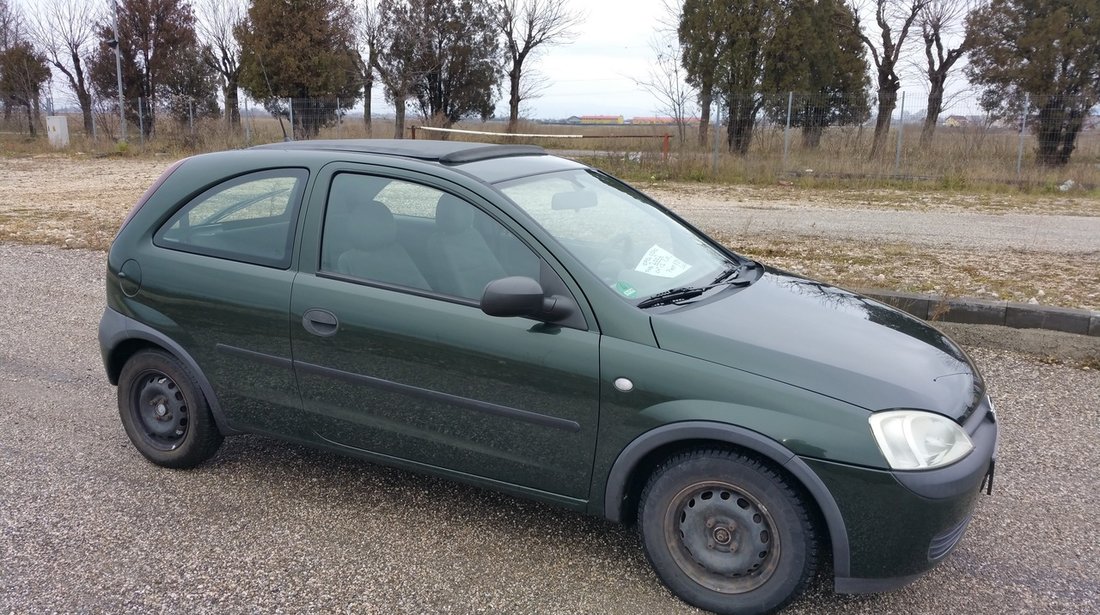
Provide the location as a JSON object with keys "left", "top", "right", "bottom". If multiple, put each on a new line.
{"left": 6, "top": 89, "right": 1098, "bottom": 187}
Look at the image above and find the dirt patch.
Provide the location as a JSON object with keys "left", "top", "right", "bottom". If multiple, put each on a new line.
{"left": 1, "top": 154, "right": 1097, "bottom": 312}
{"left": 0, "top": 155, "right": 168, "bottom": 250}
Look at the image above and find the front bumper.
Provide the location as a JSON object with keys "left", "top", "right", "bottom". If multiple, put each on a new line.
{"left": 810, "top": 395, "right": 999, "bottom": 593}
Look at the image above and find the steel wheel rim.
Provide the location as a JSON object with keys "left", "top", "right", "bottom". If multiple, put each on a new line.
{"left": 129, "top": 369, "right": 189, "bottom": 451}
{"left": 662, "top": 480, "right": 781, "bottom": 594}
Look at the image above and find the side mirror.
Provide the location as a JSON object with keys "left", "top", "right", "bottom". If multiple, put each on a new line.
{"left": 481, "top": 276, "right": 575, "bottom": 322}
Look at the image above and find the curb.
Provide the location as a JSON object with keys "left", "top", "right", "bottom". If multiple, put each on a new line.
{"left": 857, "top": 289, "right": 1100, "bottom": 337}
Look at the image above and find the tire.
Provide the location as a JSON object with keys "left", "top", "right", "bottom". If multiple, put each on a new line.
{"left": 117, "top": 349, "right": 223, "bottom": 468}
{"left": 638, "top": 449, "right": 817, "bottom": 615}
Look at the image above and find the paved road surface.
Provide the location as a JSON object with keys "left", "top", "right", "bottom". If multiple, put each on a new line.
{"left": 2, "top": 243, "right": 1098, "bottom": 613}
{"left": 653, "top": 197, "right": 1100, "bottom": 255}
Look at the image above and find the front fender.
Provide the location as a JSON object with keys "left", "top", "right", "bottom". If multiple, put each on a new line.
{"left": 599, "top": 420, "right": 852, "bottom": 580}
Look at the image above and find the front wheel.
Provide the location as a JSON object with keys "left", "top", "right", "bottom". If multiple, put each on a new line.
{"left": 638, "top": 449, "right": 817, "bottom": 615}
{"left": 117, "top": 349, "right": 223, "bottom": 468}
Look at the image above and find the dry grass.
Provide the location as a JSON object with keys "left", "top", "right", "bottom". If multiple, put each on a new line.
{"left": 1, "top": 148, "right": 1098, "bottom": 313}
{"left": 714, "top": 233, "right": 1100, "bottom": 312}
{"left": 8, "top": 111, "right": 1099, "bottom": 194}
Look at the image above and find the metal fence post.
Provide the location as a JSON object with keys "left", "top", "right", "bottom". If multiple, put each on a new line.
{"left": 243, "top": 96, "right": 252, "bottom": 144}
{"left": 287, "top": 98, "right": 294, "bottom": 141}
{"left": 894, "top": 91, "right": 905, "bottom": 176}
{"left": 712, "top": 99, "right": 722, "bottom": 176}
{"left": 336, "top": 98, "right": 341, "bottom": 139}
{"left": 189, "top": 99, "right": 194, "bottom": 136}
{"left": 1016, "top": 93, "right": 1030, "bottom": 178}
{"left": 138, "top": 97, "right": 144, "bottom": 146}
{"left": 782, "top": 91, "right": 793, "bottom": 170}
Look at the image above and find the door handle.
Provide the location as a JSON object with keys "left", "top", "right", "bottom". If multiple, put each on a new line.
{"left": 302, "top": 308, "right": 339, "bottom": 337}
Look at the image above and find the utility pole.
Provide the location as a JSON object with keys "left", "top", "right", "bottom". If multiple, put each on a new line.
{"left": 108, "top": 0, "right": 127, "bottom": 141}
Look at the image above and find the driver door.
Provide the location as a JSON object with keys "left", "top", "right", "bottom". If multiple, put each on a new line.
{"left": 290, "top": 167, "right": 601, "bottom": 501}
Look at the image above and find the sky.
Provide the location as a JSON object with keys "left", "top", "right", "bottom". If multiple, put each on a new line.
{"left": 367, "top": 0, "right": 676, "bottom": 120}
{"left": 28, "top": 0, "right": 976, "bottom": 122}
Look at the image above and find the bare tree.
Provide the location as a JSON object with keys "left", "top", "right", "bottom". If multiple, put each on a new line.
{"left": 0, "top": 40, "right": 51, "bottom": 135}
{"left": 847, "top": 0, "right": 929, "bottom": 157}
{"left": 918, "top": 0, "right": 973, "bottom": 147}
{"left": 26, "top": 0, "right": 96, "bottom": 133}
{"left": 635, "top": 34, "right": 697, "bottom": 143}
{"left": 194, "top": 0, "right": 243, "bottom": 128}
{"left": 494, "top": 0, "right": 582, "bottom": 132}
{"left": 373, "top": 0, "right": 418, "bottom": 138}
{"left": 357, "top": 0, "right": 378, "bottom": 136}
{"left": 0, "top": 0, "right": 22, "bottom": 51}
{"left": 0, "top": 0, "right": 25, "bottom": 122}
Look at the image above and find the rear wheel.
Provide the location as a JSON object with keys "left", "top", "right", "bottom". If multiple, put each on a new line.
{"left": 638, "top": 449, "right": 817, "bottom": 615}
{"left": 117, "top": 349, "right": 223, "bottom": 468}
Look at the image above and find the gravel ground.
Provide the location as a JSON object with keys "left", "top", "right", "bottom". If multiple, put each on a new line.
{"left": 2, "top": 242, "right": 1098, "bottom": 614}
{"left": 2, "top": 155, "right": 1099, "bottom": 310}
{"left": 648, "top": 196, "right": 1100, "bottom": 255}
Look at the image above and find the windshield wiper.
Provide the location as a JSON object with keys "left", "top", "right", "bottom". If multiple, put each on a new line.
{"left": 636, "top": 286, "right": 711, "bottom": 309}
{"left": 636, "top": 278, "right": 752, "bottom": 309}
{"left": 710, "top": 259, "right": 758, "bottom": 285}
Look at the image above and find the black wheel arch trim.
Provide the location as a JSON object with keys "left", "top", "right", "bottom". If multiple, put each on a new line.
{"left": 99, "top": 307, "right": 241, "bottom": 436}
{"left": 601, "top": 420, "right": 851, "bottom": 579}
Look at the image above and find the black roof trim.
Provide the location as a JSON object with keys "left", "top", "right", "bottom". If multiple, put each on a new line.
{"left": 438, "top": 145, "right": 546, "bottom": 165}
{"left": 250, "top": 139, "right": 546, "bottom": 164}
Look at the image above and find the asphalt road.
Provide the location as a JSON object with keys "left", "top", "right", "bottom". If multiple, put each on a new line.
{"left": 2, "top": 242, "right": 1098, "bottom": 614}
{"left": 659, "top": 200, "right": 1100, "bottom": 255}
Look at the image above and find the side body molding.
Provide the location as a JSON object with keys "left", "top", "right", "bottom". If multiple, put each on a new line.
{"left": 601, "top": 421, "right": 851, "bottom": 579}
{"left": 99, "top": 307, "right": 241, "bottom": 435}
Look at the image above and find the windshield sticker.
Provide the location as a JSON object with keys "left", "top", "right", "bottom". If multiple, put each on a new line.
{"left": 614, "top": 281, "right": 638, "bottom": 297}
{"left": 635, "top": 245, "right": 692, "bottom": 278}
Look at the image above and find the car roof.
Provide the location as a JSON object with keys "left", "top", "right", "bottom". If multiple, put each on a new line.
{"left": 250, "top": 139, "right": 547, "bottom": 165}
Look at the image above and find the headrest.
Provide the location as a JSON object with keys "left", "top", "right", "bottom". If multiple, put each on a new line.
{"left": 352, "top": 201, "right": 397, "bottom": 250}
{"left": 435, "top": 194, "right": 476, "bottom": 234}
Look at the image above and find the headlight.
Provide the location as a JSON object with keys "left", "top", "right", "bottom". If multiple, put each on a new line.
{"left": 869, "top": 410, "right": 973, "bottom": 470}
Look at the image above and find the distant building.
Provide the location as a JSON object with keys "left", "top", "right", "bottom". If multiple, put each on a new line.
{"left": 567, "top": 115, "right": 624, "bottom": 125}
{"left": 629, "top": 117, "right": 701, "bottom": 125}
{"left": 943, "top": 115, "right": 970, "bottom": 127}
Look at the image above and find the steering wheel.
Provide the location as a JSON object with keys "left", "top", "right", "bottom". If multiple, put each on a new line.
{"left": 598, "top": 233, "right": 635, "bottom": 285}
{"left": 608, "top": 232, "right": 634, "bottom": 261}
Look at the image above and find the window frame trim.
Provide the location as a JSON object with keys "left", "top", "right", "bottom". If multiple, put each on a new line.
{"left": 152, "top": 167, "right": 310, "bottom": 269}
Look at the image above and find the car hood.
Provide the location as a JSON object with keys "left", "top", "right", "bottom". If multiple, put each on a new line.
{"left": 649, "top": 268, "right": 982, "bottom": 418}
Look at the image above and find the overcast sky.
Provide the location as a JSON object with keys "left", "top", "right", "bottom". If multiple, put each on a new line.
{"left": 29, "top": 0, "right": 975, "bottom": 121}
{"left": 361, "top": 0, "right": 673, "bottom": 120}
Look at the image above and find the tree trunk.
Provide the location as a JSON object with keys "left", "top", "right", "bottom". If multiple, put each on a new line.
{"left": 393, "top": 95, "right": 406, "bottom": 139}
{"left": 78, "top": 89, "right": 93, "bottom": 136}
{"left": 726, "top": 93, "right": 756, "bottom": 155}
{"left": 1035, "top": 99, "right": 1083, "bottom": 166}
{"left": 870, "top": 84, "right": 897, "bottom": 158}
{"left": 25, "top": 104, "right": 36, "bottom": 137}
{"left": 919, "top": 75, "right": 945, "bottom": 149}
{"left": 363, "top": 74, "right": 373, "bottom": 137}
{"left": 801, "top": 124, "right": 824, "bottom": 149}
{"left": 800, "top": 104, "right": 825, "bottom": 149}
{"left": 223, "top": 79, "right": 240, "bottom": 128}
{"left": 66, "top": 49, "right": 94, "bottom": 135}
{"left": 507, "top": 63, "right": 522, "bottom": 133}
{"left": 697, "top": 89, "right": 712, "bottom": 148}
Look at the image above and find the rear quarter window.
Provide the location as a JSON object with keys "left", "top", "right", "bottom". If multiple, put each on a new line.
{"left": 154, "top": 168, "right": 308, "bottom": 268}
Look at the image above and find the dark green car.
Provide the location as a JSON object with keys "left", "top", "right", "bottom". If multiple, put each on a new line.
{"left": 99, "top": 140, "right": 997, "bottom": 615}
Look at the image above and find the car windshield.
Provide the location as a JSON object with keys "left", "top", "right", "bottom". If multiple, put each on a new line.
{"left": 497, "top": 169, "right": 739, "bottom": 301}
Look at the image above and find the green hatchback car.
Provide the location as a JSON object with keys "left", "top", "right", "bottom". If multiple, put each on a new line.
{"left": 100, "top": 140, "right": 997, "bottom": 615}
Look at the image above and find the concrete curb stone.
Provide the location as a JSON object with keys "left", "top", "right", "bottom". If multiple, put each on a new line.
{"left": 858, "top": 289, "right": 1100, "bottom": 337}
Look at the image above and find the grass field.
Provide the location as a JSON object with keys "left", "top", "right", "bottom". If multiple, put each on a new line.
{"left": 4, "top": 110, "right": 1098, "bottom": 194}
